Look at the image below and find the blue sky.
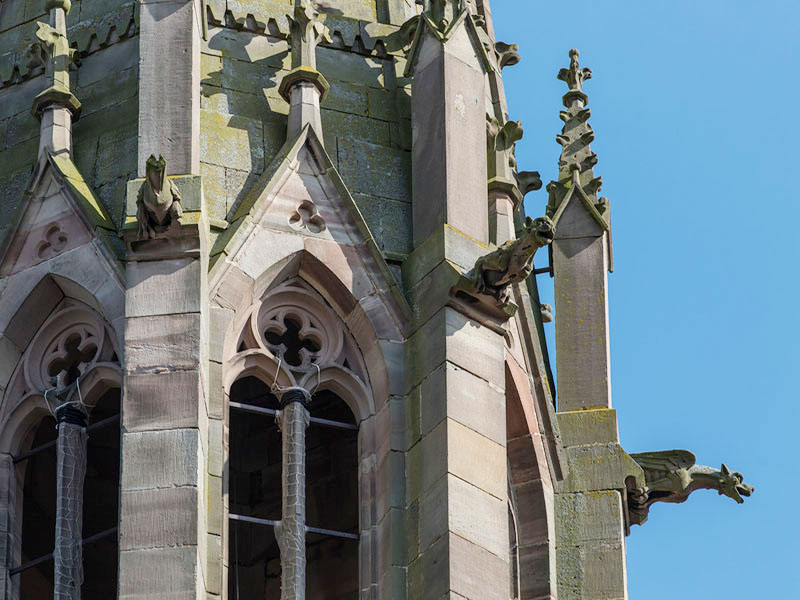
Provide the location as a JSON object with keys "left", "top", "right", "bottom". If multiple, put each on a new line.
{"left": 493, "top": 1, "right": 799, "bottom": 597}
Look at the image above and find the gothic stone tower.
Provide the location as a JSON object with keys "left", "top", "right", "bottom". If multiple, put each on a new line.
{"left": 0, "top": 1, "right": 752, "bottom": 599}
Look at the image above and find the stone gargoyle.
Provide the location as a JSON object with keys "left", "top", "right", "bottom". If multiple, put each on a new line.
{"left": 137, "top": 154, "right": 183, "bottom": 239}
{"left": 627, "top": 450, "right": 754, "bottom": 526}
{"left": 469, "top": 215, "right": 555, "bottom": 304}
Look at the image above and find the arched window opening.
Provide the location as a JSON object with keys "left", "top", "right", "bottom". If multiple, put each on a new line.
{"left": 228, "top": 376, "right": 282, "bottom": 598}
{"left": 305, "top": 389, "right": 358, "bottom": 599}
{"left": 4, "top": 297, "right": 122, "bottom": 599}
{"left": 227, "top": 379, "right": 360, "bottom": 599}
{"left": 82, "top": 389, "right": 121, "bottom": 600}
{"left": 224, "top": 278, "right": 375, "bottom": 599}
{"left": 19, "top": 416, "right": 58, "bottom": 599}
{"left": 13, "top": 393, "right": 121, "bottom": 600}
{"left": 228, "top": 377, "right": 359, "bottom": 600}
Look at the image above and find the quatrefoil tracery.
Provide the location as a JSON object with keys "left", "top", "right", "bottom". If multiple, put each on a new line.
{"left": 263, "top": 311, "right": 323, "bottom": 370}
{"left": 22, "top": 303, "right": 116, "bottom": 395}
{"left": 46, "top": 330, "right": 99, "bottom": 388}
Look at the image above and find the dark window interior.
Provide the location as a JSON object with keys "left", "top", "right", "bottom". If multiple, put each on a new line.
{"left": 18, "top": 387, "right": 120, "bottom": 600}
{"left": 228, "top": 377, "right": 359, "bottom": 599}
{"left": 82, "top": 389, "right": 120, "bottom": 600}
{"left": 19, "top": 416, "right": 57, "bottom": 600}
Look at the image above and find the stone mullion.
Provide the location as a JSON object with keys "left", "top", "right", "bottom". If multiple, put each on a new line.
{"left": 53, "top": 407, "right": 88, "bottom": 600}
{"left": 275, "top": 390, "right": 311, "bottom": 600}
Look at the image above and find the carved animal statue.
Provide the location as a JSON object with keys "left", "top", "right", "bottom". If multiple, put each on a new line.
{"left": 628, "top": 450, "right": 754, "bottom": 524}
{"left": 137, "top": 154, "right": 183, "bottom": 239}
{"left": 470, "top": 215, "right": 555, "bottom": 303}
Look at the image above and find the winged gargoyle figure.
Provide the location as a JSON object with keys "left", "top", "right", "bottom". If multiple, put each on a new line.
{"left": 137, "top": 154, "right": 183, "bottom": 239}
{"left": 627, "top": 450, "right": 754, "bottom": 526}
{"left": 468, "top": 215, "right": 555, "bottom": 304}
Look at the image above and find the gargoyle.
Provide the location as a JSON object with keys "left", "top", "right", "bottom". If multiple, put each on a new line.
{"left": 470, "top": 215, "right": 555, "bottom": 303}
{"left": 627, "top": 450, "right": 754, "bottom": 525}
{"left": 137, "top": 154, "right": 183, "bottom": 239}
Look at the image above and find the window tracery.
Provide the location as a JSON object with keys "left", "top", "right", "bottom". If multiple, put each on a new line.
{"left": 225, "top": 278, "right": 369, "bottom": 599}
{"left": 2, "top": 298, "right": 121, "bottom": 600}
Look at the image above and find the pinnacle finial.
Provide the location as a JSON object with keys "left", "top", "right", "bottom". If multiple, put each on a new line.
{"left": 558, "top": 48, "right": 592, "bottom": 95}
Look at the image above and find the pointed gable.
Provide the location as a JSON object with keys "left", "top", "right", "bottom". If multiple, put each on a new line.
{"left": 0, "top": 152, "right": 118, "bottom": 278}
{"left": 210, "top": 125, "right": 409, "bottom": 338}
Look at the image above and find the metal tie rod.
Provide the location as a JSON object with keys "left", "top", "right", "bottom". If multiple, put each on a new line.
{"left": 10, "top": 527, "right": 119, "bottom": 576}
{"left": 229, "top": 513, "right": 359, "bottom": 541}
{"left": 229, "top": 401, "right": 358, "bottom": 431}
{"left": 12, "top": 413, "right": 121, "bottom": 464}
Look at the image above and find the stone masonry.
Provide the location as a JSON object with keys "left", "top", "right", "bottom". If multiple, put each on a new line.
{"left": 0, "top": 2, "right": 754, "bottom": 600}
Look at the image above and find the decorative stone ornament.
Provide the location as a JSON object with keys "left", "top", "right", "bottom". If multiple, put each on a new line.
{"left": 26, "top": 6, "right": 81, "bottom": 120}
{"left": 627, "top": 450, "right": 754, "bottom": 526}
{"left": 547, "top": 48, "right": 612, "bottom": 265}
{"left": 494, "top": 41, "right": 520, "bottom": 70}
{"left": 451, "top": 215, "right": 555, "bottom": 319}
{"left": 467, "top": 215, "right": 555, "bottom": 303}
{"left": 136, "top": 154, "right": 184, "bottom": 239}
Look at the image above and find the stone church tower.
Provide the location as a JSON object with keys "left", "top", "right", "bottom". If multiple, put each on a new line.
{"left": 0, "top": 1, "right": 752, "bottom": 599}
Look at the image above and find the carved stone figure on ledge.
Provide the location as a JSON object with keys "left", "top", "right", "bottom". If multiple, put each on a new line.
{"left": 470, "top": 215, "right": 555, "bottom": 303}
{"left": 137, "top": 154, "right": 183, "bottom": 239}
{"left": 627, "top": 450, "right": 754, "bottom": 525}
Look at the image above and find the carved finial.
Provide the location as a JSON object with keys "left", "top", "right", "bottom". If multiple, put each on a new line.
{"left": 558, "top": 48, "right": 592, "bottom": 94}
{"left": 27, "top": 0, "right": 81, "bottom": 156}
{"left": 288, "top": 0, "right": 331, "bottom": 71}
{"left": 546, "top": 48, "right": 611, "bottom": 244}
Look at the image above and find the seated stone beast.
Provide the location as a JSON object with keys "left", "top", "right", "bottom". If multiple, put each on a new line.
{"left": 471, "top": 215, "right": 555, "bottom": 303}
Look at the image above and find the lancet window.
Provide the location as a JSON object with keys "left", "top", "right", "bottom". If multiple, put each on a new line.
{"left": 225, "top": 280, "right": 369, "bottom": 599}
{"left": 2, "top": 299, "right": 121, "bottom": 600}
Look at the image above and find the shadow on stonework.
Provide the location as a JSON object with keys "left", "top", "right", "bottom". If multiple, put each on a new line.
{"left": 200, "top": 14, "right": 290, "bottom": 222}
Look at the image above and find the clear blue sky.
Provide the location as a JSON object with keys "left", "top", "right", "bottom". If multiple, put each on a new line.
{"left": 493, "top": 1, "right": 798, "bottom": 597}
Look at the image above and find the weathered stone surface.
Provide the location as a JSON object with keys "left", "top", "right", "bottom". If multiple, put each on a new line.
{"left": 138, "top": 0, "right": 201, "bottom": 175}
{"left": 122, "top": 370, "right": 202, "bottom": 431}
{"left": 407, "top": 307, "right": 505, "bottom": 390}
{"left": 558, "top": 408, "right": 619, "bottom": 447}
{"left": 126, "top": 258, "right": 203, "bottom": 317}
{"left": 124, "top": 313, "right": 202, "bottom": 372}
{"left": 120, "top": 486, "right": 199, "bottom": 550}
{"left": 556, "top": 491, "right": 624, "bottom": 548}
{"left": 411, "top": 27, "right": 488, "bottom": 246}
{"left": 560, "top": 443, "right": 641, "bottom": 494}
{"left": 118, "top": 546, "right": 198, "bottom": 599}
{"left": 121, "top": 428, "right": 199, "bottom": 491}
{"left": 553, "top": 234, "right": 611, "bottom": 411}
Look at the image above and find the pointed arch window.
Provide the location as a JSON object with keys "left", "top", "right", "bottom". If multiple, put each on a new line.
{"left": 225, "top": 280, "right": 369, "bottom": 598}
{"left": 1, "top": 299, "right": 121, "bottom": 600}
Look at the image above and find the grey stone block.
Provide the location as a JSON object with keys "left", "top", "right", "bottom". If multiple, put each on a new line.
{"left": 121, "top": 428, "right": 199, "bottom": 491}
{"left": 555, "top": 491, "right": 624, "bottom": 547}
{"left": 123, "top": 370, "right": 202, "bottom": 431}
{"left": 120, "top": 487, "right": 199, "bottom": 550}
{"left": 118, "top": 546, "right": 198, "bottom": 599}
{"left": 126, "top": 258, "right": 203, "bottom": 317}
{"left": 124, "top": 313, "right": 202, "bottom": 373}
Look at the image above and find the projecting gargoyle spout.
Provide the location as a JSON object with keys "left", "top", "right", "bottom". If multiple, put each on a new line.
{"left": 626, "top": 450, "right": 754, "bottom": 526}
{"left": 469, "top": 215, "right": 555, "bottom": 304}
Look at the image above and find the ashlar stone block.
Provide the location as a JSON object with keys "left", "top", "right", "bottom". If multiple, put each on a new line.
{"left": 121, "top": 428, "right": 200, "bottom": 491}
{"left": 120, "top": 486, "right": 199, "bottom": 551}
